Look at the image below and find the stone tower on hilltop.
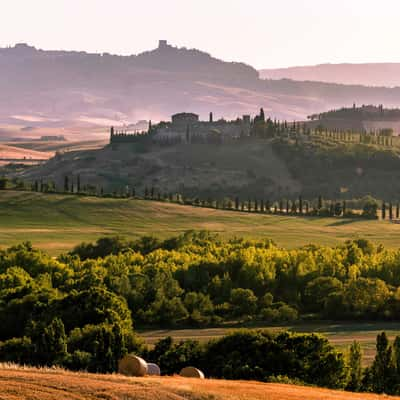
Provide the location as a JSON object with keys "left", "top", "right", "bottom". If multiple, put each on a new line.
{"left": 158, "top": 40, "right": 168, "bottom": 49}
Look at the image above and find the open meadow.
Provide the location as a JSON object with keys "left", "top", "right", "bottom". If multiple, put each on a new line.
{"left": 0, "top": 365, "right": 398, "bottom": 400}
{"left": 0, "top": 191, "right": 400, "bottom": 255}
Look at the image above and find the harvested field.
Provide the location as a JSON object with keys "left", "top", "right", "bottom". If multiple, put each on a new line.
{"left": 0, "top": 365, "right": 398, "bottom": 400}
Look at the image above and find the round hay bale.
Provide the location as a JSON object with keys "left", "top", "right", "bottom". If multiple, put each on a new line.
{"left": 147, "top": 363, "right": 161, "bottom": 376}
{"left": 179, "top": 366, "right": 205, "bottom": 379}
{"left": 118, "top": 355, "right": 148, "bottom": 377}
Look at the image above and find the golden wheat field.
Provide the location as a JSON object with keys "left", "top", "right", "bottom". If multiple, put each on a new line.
{"left": 0, "top": 365, "right": 398, "bottom": 400}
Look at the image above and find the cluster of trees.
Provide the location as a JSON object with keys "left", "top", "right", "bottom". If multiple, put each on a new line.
{"left": 4, "top": 233, "right": 400, "bottom": 393}
{"left": 142, "top": 330, "right": 400, "bottom": 395}
{"left": 272, "top": 136, "right": 400, "bottom": 199}
{"left": 3, "top": 232, "right": 400, "bottom": 342}
{"left": 145, "top": 331, "right": 346, "bottom": 388}
{"left": 309, "top": 104, "right": 400, "bottom": 122}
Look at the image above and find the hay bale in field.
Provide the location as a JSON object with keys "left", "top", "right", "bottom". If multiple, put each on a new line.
{"left": 179, "top": 366, "right": 205, "bottom": 379}
{"left": 118, "top": 355, "right": 148, "bottom": 377}
{"left": 147, "top": 363, "right": 161, "bottom": 376}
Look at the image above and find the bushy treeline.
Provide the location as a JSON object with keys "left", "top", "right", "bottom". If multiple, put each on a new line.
{"left": 144, "top": 330, "right": 346, "bottom": 388}
{"left": 3, "top": 233, "right": 400, "bottom": 392}
{"left": 145, "top": 330, "right": 400, "bottom": 394}
{"left": 2, "top": 232, "right": 400, "bottom": 337}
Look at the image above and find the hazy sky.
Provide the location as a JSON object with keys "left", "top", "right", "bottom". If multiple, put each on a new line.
{"left": 1, "top": 0, "right": 399, "bottom": 69}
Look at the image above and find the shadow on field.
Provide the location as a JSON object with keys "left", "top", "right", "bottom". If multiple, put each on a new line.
{"left": 327, "top": 219, "right": 359, "bottom": 227}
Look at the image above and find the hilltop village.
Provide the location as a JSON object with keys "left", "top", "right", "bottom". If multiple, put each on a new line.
{"left": 109, "top": 111, "right": 253, "bottom": 145}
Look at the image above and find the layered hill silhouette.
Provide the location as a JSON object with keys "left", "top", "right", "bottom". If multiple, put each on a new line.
{"left": 260, "top": 63, "right": 400, "bottom": 87}
{"left": 4, "top": 42, "right": 400, "bottom": 139}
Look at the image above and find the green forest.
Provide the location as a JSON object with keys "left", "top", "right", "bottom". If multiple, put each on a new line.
{"left": 2, "top": 231, "right": 400, "bottom": 393}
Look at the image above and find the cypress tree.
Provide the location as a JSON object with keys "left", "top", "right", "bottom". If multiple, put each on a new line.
{"left": 342, "top": 200, "right": 347, "bottom": 216}
{"left": 389, "top": 202, "right": 393, "bottom": 220}
{"left": 393, "top": 336, "right": 400, "bottom": 376}
{"left": 299, "top": 195, "right": 303, "bottom": 215}
{"left": 382, "top": 202, "right": 386, "bottom": 220}
{"left": 34, "top": 180, "right": 39, "bottom": 192}
{"left": 370, "top": 332, "right": 397, "bottom": 394}
{"left": 260, "top": 199, "right": 264, "bottom": 213}
{"left": 286, "top": 199, "right": 290, "bottom": 214}
{"left": 247, "top": 199, "right": 251, "bottom": 212}
{"left": 144, "top": 187, "right": 149, "bottom": 199}
{"left": 279, "top": 200, "right": 283, "bottom": 213}
{"left": 254, "top": 199, "right": 258, "bottom": 212}
{"left": 77, "top": 174, "right": 81, "bottom": 193}
{"left": 64, "top": 176, "right": 69, "bottom": 192}
{"left": 265, "top": 200, "right": 270, "bottom": 213}
{"left": 151, "top": 187, "right": 155, "bottom": 199}
{"left": 318, "top": 195, "right": 323, "bottom": 210}
{"left": 235, "top": 197, "right": 239, "bottom": 210}
{"left": 305, "top": 201, "right": 309, "bottom": 214}
{"left": 396, "top": 203, "right": 399, "bottom": 219}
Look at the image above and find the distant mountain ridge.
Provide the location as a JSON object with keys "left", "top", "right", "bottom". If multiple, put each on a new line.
{"left": 260, "top": 63, "right": 400, "bottom": 87}
{"left": 4, "top": 42, "right": 400, "bottom": 139}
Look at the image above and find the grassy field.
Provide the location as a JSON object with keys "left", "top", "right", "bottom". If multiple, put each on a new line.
{"left": 140, "top": 321, "right": 400, "bottom": 366}
{"left": 1, "top": 190, "right": 400, "bottom": 255}
{"left": 0, "top": 365, "right": 398, "bottom": 400}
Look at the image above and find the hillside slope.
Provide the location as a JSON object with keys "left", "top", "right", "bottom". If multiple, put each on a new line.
{"left": 17, "top": 140, "right": 301, "bottom": 199}
{"left": 0, "top": 366, "right": 397, "bottom": 400}
{"left": 4, "top": 43, "right": 400, "bottom": 139}
{"left": 1, "top": 191, "right": 400, "bottom": 254}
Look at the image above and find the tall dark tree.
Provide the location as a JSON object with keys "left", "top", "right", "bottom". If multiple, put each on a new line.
{"left": 235, "top": 197, "right": 240, "bottom": 210}
{"left": 342, "top": 200, "right": 347, "bottom": 216}
{"left": 318, "top": 195, "right": 323, "bottom": 210}
{"left": 382, "top": 202, "right": 386, "bottom": 220}
{"left": 77, "top": 174, "right": 81, "bottom": 193}
{"left": 64, "top": 176, "right": 69, "bottom": 192}
{"left": 259, "top": 108, "right": 265, "bottom": 123}
{"left": 370, "top": 332, "right": 397, "bottom": 394}
{"left": 299, "top": 196, "right": 303, "bottom": 215}
{"left": 347, "top": 341, "right": 362, "bottom": 392}
{"left": 389, "top": 202, "right": 393, "bottom": 220}
{"left": 396, "top": 203, "right": 399, "bottom": 219}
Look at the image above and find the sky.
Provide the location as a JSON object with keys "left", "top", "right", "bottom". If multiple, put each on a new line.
{"left": 1, "top": 0, "right": 400, "bottom": 69}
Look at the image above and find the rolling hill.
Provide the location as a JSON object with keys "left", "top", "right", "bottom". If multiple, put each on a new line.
{"left": 0, "top": 365, "right": 398, "bottom": 400}
{"left": 4, "top": 42, "right": 400, "bottom": 140}
{"left": 1, "top": 191, "right": 400, "bottom": 255}
{"left": 260, "top": 63, "right": 400, "bottom": 87}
